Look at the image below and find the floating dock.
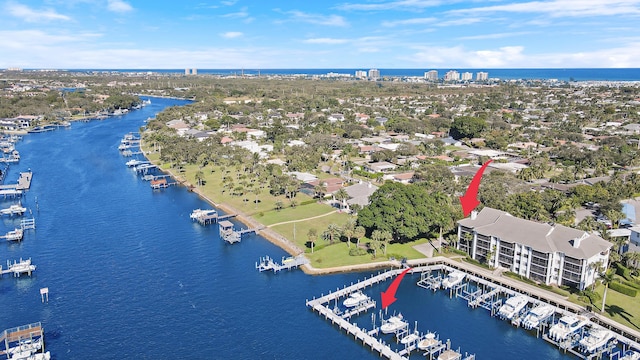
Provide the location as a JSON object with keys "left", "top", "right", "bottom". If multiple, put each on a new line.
{"left": 16, "top": 171, "right": 32, "bottom": 190}
{"left": 0, "top": 258, "right": 36, "bottom": 277}
{"left": 256, "top": 255, "right": 309, "bottom": 273}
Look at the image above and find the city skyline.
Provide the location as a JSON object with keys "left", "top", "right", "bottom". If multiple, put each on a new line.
{"left": 1, "top": 0, "right": 640, "bottom": 69}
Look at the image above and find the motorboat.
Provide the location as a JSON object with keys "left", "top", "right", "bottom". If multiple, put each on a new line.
{"left": 441, "top": 271, "right": 465, "bottom": 289}
{"left": 549, "top": 315, "right": 588, "bottom": 341}
{"left": 3, "top": 228, "right": 24, "bottom": 242}
{"left": 621, "top": 350, "right": 640, "bottom": 360}
{"left": 400, "top": 331, "right": 420, "bottom": 345}
{"left": 0, "top": 204, "right": 27, "bottom": 216}
{"left": 343, "top": 291, "right": 370, "bottom": 308}
{"left": 417, "top": 332, "right": 439, "bottom": 350}
{"left": 380, "top": 314, "right": 408, "bottom": 334}
{"left": 522, "top": 304, "right": 555, "bottom": 330}
{"left": 498, "top": 294, "right": 529, "bottom": 320}
{"left": 579, "top": 325, "right": 615, "bottom": 353}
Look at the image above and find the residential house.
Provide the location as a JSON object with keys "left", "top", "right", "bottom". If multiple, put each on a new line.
{"left": 457, "top": 207, "right": 612, "bottom": 290}
{"left": 365, "top": 161, "right": 397, "bottom": 173}
{"left": 344, "top": 181, "right": 379, "bottom": 209}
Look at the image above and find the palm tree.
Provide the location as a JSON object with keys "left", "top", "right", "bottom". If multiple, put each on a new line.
{"left": 307, "top": 228, "right": 318, "bottom": 253}
{"left": 275, "top": 200, "right": 283, "bottom": 212}
{"left": 371, "top": 230, "right": 386, "bottom": 257}
{"left": 333, "top": 188, "right": 349, "bottom": 210}
{"left": 322, "top": 223, "right": 342, "bottom": 245}
{"left": 253, "top": 187, "right": 262, "bottom": 209}
{"left": 194, "top": 170, "right": 204, "bottom": 187}
{"left": 342, "top": 218, "right": 357, "bottom": 248}
{"left": 600, "top": 270, "right": 615, "bottom": 313}
{"left": 354, "top": 226, "right": 366, "bottom": 247}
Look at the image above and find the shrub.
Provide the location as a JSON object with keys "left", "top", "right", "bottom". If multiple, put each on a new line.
{"left": 610, "top": 281, "right": 638, "bottom": 297}
{"left": 349, "top": 248, "right": 368, "bottom": 256}
{"left": 615, "top": 263, "right": 632, "bottom": 281}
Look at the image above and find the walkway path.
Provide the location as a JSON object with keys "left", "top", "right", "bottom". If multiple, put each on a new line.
{"left": 267, "top": 210, "right": 339, "bottom": 228}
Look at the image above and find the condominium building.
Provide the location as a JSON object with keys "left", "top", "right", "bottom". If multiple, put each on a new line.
{"left": 461, "top": 72, "right": 473, "bottom": 81}
{"left": 457, "top": 207, "right": 612, "bottom": 290}
{"left": 355, "top": 70, "right": 368, "bottom": 79}
{"left": 444, "top": 70, "right": 460, "bottom": 82}
{"left": 476, "top": 71, "right": 489, "bottom": 81}
{"left": 368, "top": 68, "right": 380, "bottom": 80}
{"left": 424, "top": 70, "right": 438, "bottom": 81}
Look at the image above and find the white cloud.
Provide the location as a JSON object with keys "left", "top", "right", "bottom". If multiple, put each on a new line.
{"left": 221, "top": 31, "right": 243, "bottom": 38}
{"left": 382, "top": 17, "right": 436, "bottom": 27}
{"left": 337, "top": 0, "right": 445, "bottom": 11}
{"left": 436, "top": 18, "right": 484, "bottom": 26}
{"left": 107, "top": 0, "right": 133, "bottom": 13}
{"left": 220, "top": 0, "right": 237, "bottom": 5}
{"left": 457, "top": 31, "right": 533, "bottom": 40}
{"left": 5, "top": 2, "right": 71, "bottom": 22}
{"left": 284, "top": 10, "right": 348, "bottom": 27}
{"left": 448, "top": 0, "right": 640, "bottom": 18}
{"left": 303, "top": 38, "right": 349, "bottom": 44}
{"left": 222, "top": 7, "right": 249, "bottom": 18}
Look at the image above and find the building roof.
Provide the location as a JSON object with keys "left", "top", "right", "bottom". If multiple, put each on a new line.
{"left": 345, "top": 182, "right": 378, "bottom": 207}
{"left": 459, "top": 207, "right": 612, "bottom": 259}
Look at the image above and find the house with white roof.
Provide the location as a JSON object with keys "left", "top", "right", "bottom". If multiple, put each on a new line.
{"left": 457, "top": 207, "right": 612, "bottom": 290}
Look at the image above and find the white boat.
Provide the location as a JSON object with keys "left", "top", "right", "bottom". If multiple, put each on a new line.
{"left": 548, "top": 315, "right": 588, "bottom": 341}
{"left": 380, "top": 314, "right": 408, "bottom": 334}
{"left": 417, "top": 332, "right": 439, "bottom": 350}
{"left": 3, "top": 228, "right": 24, "bottom": 241}
{"left": 579, "top": 325, "right": 614, "bottom": 353}
{"left": 621, "top": 350, "right": 640, "bottom": 360}
{"left": 0, "top": 204, "right": 27, "bottom": 216}
{"left": 343, "top": 291, "right": 369, "bottom": 308}
{"left": 125, "top": 159, "right": 143, "bottom": 167}
{"left": 522, "top": 304, "right": 555, "bottom": 330}
{"left": 441, "top": 271, "right": 465, "bottom": 289}
{"left": 498, "top": 294, "right": 529, "bottom": 320}
{"left": 400, "top": 331, "right": 420, "bottom": 345}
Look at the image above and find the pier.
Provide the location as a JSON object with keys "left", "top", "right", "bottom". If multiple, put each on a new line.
{"left": 190, "top": 209, "right": 218, "bottom": 225}
{"left": 16, "top": 171, "right": 32, "bottom": 190}
{"left": 256, "top": 255, "right": 309, "bottom": 273}
{"left": 218, "top": 220, "right": 262, "bottom": 244}
{"left": 0, "top": 322, "right": 50, "bottom": 359}
{"left": 0, "top": 258, "right": 36, "bottom": 277}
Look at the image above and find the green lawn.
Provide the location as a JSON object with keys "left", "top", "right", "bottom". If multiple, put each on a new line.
{"left": 593, "top": 283, "right": 640, "bottom": 331}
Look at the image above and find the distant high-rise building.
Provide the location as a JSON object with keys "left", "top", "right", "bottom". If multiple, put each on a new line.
{"left": 461, "top": 72, "right": 473, "bottom": 81}
{"left": 476, "top": 71, "right": 489, "bottom": 81}
{"left": 185, "top": 68, "right": 190, "bottom": 75}
{"left": 368, "top": 68, "right": 380, "bottom": 80}
{"left": 355, "top": 70, "right": 367, "bottom": 79}
{"left": 424, "top": 70, "right": 438, "bottom": 81}
{"left": 192, "top": 68, "right": 197, "bottom": 75}
{"left": 444, "top": 70, "right": 460, "bottom": 81}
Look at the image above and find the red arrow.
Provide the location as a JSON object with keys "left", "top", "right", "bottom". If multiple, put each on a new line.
{"left": 459, "top": 160, "right": 493, "bottom": 217}
{"left": 381, "top": 267, "right": 412, "bottom": 309}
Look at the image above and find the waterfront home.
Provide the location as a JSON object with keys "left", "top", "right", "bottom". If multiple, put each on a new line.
{"left": 457, "top": 207, "right": 612, "bottom": 290}
{"left": 343, "top": 181, "right": 379, "bottom": 210}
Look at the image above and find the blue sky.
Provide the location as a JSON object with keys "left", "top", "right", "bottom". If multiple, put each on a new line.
{"left": 1, "top": 0, "right": 640, "bottom": 69}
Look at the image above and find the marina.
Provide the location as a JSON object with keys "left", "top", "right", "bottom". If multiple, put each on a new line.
{"left": 308, "top": 257, "right": 640, "bottom": 360}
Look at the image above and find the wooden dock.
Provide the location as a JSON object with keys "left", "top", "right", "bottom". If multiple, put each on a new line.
{"left": 0, "top": 258, "right": 36, "bottom": 277}
{"left": 256, "top": 255, "right": 309, "bottom": 273}
{"left": 0, "top": 322, "right": 51, "bottom": 359}
{"left": 16, "top": 171, "right": 32, "bottom": 190}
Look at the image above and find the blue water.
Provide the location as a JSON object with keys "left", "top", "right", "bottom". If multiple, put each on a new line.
{"left": 66, "top": 68, "right": 640, "bottom": 81}
{"left": 0, "top": 98, "right": 574, "bottom": 359}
